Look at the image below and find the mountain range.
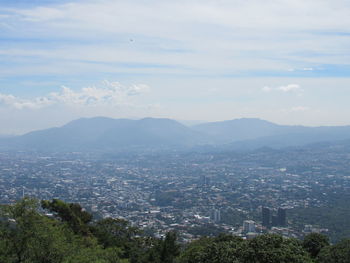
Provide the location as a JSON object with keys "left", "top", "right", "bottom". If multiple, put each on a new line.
{"left": 1, "top": 117, "right": 350, "bottom": 152}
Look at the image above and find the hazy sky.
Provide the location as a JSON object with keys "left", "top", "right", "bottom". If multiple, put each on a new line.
{"left": 1, "top": 0, "right": 350, "bottom": 134}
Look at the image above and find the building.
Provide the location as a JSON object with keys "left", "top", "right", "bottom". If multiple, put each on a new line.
{"left": 211, "top": 209, "right": 221, "bottom": 223}
{"left": 243, "top": 220, "right": 256, "bottom": 233}
{"left": 271, "top": 215, "right": 279, "bottom": 227}
{"left": 262, "top": 207, "right": 270, "bottom": 228}
{"left": 278, "top": 208, "right": 287, "bottom": 226}
{"left": 201, "top": 175, "right": 211, "bottom": 187}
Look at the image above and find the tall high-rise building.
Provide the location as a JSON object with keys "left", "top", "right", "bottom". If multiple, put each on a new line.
{"left": 262, "top": 207, "right": 270, "bottom": 228}
{"left": 278, "top": 208, "right": 287, "bottom": 226}
{"left": 271, "top": 215, "right": 279, "bottom": 227}
{"left": 211, "top": 209, "right": 221, "bottom": 223}
{"left": 201, "top": 175, "right": 211, "bottom": 187}
{"left": 243, "top": 220, "right": 256, "bottom": 233}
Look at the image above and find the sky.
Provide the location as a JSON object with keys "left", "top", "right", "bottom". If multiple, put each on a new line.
{"left": 0, "top": 0, "right": 350, "bottom": 134}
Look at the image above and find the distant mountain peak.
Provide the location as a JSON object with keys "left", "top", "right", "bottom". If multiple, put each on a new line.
{"left": 1, "top": 117, "right": 350, "bottom": 153}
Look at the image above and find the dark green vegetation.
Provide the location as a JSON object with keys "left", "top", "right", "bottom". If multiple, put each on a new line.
{"left": 289, "top": 206, "right": 350, "bottom": 243}
{"left": 1, "top": 199, "right": 350, "bottom": 263}
{"left": 288, "top": 192, "right": 350, "bottom": 243}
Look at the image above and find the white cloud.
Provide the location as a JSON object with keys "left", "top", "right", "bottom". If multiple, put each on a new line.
{"left": 0, "top": 93, "right": 53, "bottom": 110}
{"left": 17, "top": 6, "right": 65, "bottom": 22}
{"left": 262, "top": 84, "right": 303, "bottom": 95}
{"left": 0, "top": 0, "right": 350, "bottom": 77}
{"left": 11, "top": 0, "right": 350, "bottom": 32}
{"left": 291, "top": 106, "right": 309, "bottom": 112}
{"left": 262, "top": 86, "right": 272, "bottom": 92}
{"left": 277, "top": 84, "right": 301, "bottom": 92}
{"left": 279, "top": 106, "right": 310, "bottom": 114}
{"left": 1, "top": 1, "right": 350, "bottom": 132}
{"left": 0, "top": 81, "right": 151, "bottom": 110}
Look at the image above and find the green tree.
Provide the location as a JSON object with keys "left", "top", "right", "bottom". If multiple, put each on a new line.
{"left": 240, "top": 234, "right": 313, "bottom": 263}
{"left": 178, "top": 234, "right": 243, "bottom": 263}
{"left": 62, "top": 244, "right": 126, "bottom": 263}
{"left": 0, "top": 198, "right": 74, "bottom": 263}
{"left": 177, "top": 237, "right": 212, "bottom": 263}
{"left": 317, "top": 239, "right": 350, "bottom": 263}
{"left": 41, "top": 199, "right": 93, "bottom": 235}
{"left": 303, "top": 233, "right": 329, "bottom": 258}
{"left": 0, "top": 198, "right": 126, "bottom": 263}
{"left": 159, "top": 231, "right": 180, "bottom": 263}
{"left": 92, "top": 217, "right": 143, "bottom": 260}
{"left": 92, "top": 218, "right": 139, "bottom": 247}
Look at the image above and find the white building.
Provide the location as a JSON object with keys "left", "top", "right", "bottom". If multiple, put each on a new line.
{"left": 243, "top": 220, "right": 256, "bottom": 233}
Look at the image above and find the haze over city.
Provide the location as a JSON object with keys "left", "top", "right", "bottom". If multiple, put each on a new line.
{"left": 1, "top": 0, "right": 350, "bottom": 134}
{"left": 3, "top": 2, "right": 350, "bottom": 262}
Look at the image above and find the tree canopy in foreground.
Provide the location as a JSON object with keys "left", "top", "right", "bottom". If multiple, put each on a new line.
{"left": 1, "top": 198, "right": 350, "bottom": 263}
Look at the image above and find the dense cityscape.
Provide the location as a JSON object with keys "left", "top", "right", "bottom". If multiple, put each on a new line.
{"left": 1, "top": 0, "right": 350, "bottom": 261}
{"left": 1, "top": 143, "right": 349, "bottom": 243}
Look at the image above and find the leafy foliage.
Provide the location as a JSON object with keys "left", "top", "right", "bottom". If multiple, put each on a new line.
{"left": 179, "top": 234, "right": 312, "bottom": 263}
{"left": 41, "top": 199, "right": 93, "bottom": 235}
{"left": 317, "top": 239, "right": 350, "bottom": 263}
{"left": 303, "top": 232, "right": 330, "bottom": 258}
{"left": 1, "top": 198, "right": 350, "bottom": 263}
{"left": 239, "top": 234, "right": 312, "bottom": 263}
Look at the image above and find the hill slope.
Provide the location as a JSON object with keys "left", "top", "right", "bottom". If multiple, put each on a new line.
{"left": 2, "top": 117, "right": 350, "bottom": 152}
{"left": 0, "top": 117, "right": 204, "bottom": 152}
{"left": 194, "top": 118, "right": 350, "bottom": 149}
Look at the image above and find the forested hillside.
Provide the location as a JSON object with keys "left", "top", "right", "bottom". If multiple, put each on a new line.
{"left": 1, "top": 198, "right": 349, "bottom": 263}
